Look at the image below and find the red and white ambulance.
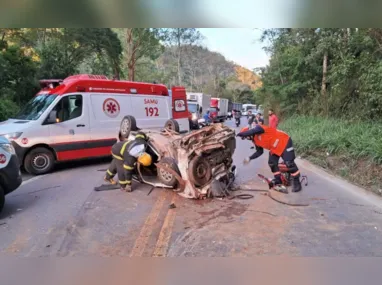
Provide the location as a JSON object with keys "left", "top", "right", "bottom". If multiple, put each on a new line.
{"left": 0, "top": 74, "right": 190, "bottom": 175}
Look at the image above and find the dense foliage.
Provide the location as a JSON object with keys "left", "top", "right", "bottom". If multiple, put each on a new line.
{"left": 0, "top": 28, "right": 258, "bottom": 121}
{"left": 280, "top": 116, "right": 382, "bottom": 192}
{"left": 257, "top": 28, "right": 382, "bottom": 121}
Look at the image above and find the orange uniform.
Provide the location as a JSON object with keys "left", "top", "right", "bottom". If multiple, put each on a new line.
{"left": 252, "top": 125, "right": 289, "bottom": 156}
{"left": 237, "top": 124, "right": 302, "bottom": 192}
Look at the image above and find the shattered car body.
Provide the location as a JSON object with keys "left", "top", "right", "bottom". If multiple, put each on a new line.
{"left": 132, "top": 124, "right": 237, "bottom": 199}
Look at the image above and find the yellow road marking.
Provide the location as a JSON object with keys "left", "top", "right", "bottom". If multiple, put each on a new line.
{"left": 129, "top": 190, "right": 168, "bottom": 257}
{"left": 152, "top": 194, "right": 178, "bottom": 257}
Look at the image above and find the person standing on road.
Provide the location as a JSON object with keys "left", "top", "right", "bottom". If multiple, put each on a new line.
{"left": 268, "top": 109, "right": 279, "bottom": 129}
{"left": 203, "top": 110, "right": 213, "bottom": 124}
{"left": 104, "top": 131, "right": 125, "bottom": 185}
{"left": 104, "top": 131, "right": 152, "bottom": 192}
{"left": 247, "top": 110, "right": 256, "bottom": 129}
{"left": 255, "top": 112, "right": 264, "bottom": 125}
{"left": 237, "top": 124, "right": 302, "bottom": 192}
{"left": 234, "top": 109, "right": 242, "bottom": 126}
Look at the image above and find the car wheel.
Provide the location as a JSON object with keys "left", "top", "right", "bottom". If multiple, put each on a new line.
{"left": 188, "top": 155, "right": 212, "bottom": 187}
{"left": 164, "top": 119, "right": 180, "bottom": 133}
{"left": 24, "top": 147, "right": 55, "bottom": 175}
{"left": 120, "top": 115, "right": 137, "bottom": 139}
{"left": 157, "top": 157, "right": 181, "bottom": 187}
{"left": 0, "top": 185, "right": 5, "bottom": 213}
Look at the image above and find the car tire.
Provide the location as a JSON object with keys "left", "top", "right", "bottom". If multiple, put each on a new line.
{"left": 164, "top": 119, "right": 180, "bottom": 133}
{"left": 0, "top": 185, "right": 5, "bottom": 213}
{"left": 120, "top": 115, "right": 137, "bottom": 139}
{"left": 157, "top": 157, "right": 181, "bottom": 187}
{"left": 188, "top": 155, "right": 212, "bottom": 187}
{"left": 24, "top": 147, "right": 55, "bottom": 175}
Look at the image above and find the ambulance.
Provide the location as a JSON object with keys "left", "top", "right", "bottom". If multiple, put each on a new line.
{"left": 0, "top": 74, "right": 190, "bottom": 175}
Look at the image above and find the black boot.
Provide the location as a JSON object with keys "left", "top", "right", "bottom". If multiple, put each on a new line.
{"left": 292, "top": 176, "right": 302, "bottom": 192}
{"left": 273, "top": 174, "right": 282, "bottom": 186}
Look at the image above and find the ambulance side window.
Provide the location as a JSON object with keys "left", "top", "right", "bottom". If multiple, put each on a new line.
{"left": 53, "top": 95, "right": 83, "bottom": 123}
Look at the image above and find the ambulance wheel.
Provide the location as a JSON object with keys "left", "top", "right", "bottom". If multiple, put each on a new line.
{"left": 157, "top": 157, "right": 181, "bottom": 187}
{"left": 164, "top": 119, "right": 180, "bottom": 133}
{"left": 0, "top": 185, "right": 5, "bottom": 213}
{"left": 24, "top": 147, "right": 55, "bottom": 175}
{"left": 120, "top": 115, "right": 137, "bottom": 139}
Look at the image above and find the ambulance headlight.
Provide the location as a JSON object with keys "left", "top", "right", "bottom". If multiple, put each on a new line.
{"left": 192, "top": 113, "right": 198, "bottom": 120}
{"left": 2, "top": 132, "right": 23, "bottom": 141}
{"left": 0, "top": 143, "right": 15, "bottom": 155}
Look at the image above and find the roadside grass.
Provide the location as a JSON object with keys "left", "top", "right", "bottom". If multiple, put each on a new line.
{"left": 279, "top": 116, "right": 382, "bottom": 194}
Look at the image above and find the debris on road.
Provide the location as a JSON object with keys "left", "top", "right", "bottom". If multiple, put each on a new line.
{"left": 169, "top": 203, "right": 176, "bottom": 209}
{"left": 147, "top": 186, "right": 155, "bottom": 196}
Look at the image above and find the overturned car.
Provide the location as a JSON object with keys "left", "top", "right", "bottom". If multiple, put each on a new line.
{"left": 120, "top": 118, "right": 236, "bottom": 199}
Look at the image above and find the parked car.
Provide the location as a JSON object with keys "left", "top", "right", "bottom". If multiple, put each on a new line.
{"left": 0, "top": 136, "right": 22, "bottom": 212}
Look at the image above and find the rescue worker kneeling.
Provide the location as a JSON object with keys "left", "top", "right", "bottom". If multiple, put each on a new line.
{"left": 237, "top": 125, "right": 302, "bottom": 192}
{"left": 104, "top": 131, "right": 152, "bottom": 192}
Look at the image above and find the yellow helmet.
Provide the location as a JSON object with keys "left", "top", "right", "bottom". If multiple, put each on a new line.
{"left": 138, "top": 152, "right": 152, "bottom": 166}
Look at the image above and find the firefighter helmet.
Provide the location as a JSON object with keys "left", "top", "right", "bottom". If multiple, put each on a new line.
{"left": 138, "top": 152, "right": 152, "bottom": 166}
{"left": 240, "top": 127, "right": 249, "bottom": 133}
{"left": 239, "top": 126, "right": 251, "bottom": 140}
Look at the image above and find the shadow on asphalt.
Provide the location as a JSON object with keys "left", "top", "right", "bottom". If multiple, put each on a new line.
{"left": 0, "top": 197, "right": 40, "bottom": 220}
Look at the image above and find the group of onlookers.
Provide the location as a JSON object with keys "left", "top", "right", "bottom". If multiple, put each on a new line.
{"left": 244, "top": 108, "right": 279, "bottom": 129}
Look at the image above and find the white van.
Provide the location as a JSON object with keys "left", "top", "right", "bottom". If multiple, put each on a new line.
{"left": 241, "top": 104, "right": 257, "bottom": 116}
{"left": 0, "top": 74, "right": 190, "bottom": 175}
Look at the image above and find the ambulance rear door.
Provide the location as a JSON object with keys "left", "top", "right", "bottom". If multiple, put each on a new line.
{"left": 171, "top": 87, "right": 190, "bottom": 132}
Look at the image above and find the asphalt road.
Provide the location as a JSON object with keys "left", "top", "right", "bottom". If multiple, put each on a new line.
{"left": 2, "top": 120, "right": 382, "bottom": 257}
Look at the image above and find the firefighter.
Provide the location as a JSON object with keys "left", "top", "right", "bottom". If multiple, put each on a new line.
{"left": 104, "top": 131, "right": 152, "bottom": 192}
{"left": 237, "top": 125, "right": 302, "bottom": 192}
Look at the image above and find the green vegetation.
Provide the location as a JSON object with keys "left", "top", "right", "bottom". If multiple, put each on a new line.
{"left": 0, "top": 28, "right": 260, "bottom": 122}
{"left": 280, "top": 116, "right": 382, "bottom": 193}
{"left": 257, "top": 29, "right": 382, "bottom": 121}
{"left": 259, "top": 29, "right": 382, "bottom": 191}
{"left": 280, "top": 116, "right": 382, "bottom": 164}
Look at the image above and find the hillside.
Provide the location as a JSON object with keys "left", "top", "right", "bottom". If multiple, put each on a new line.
{"left": 235, "top": 65, "right": 262, "bottom": 90}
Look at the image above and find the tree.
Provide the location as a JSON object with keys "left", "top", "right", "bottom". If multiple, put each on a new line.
{"left": 36, "top": 28, "right": 122, "bottom": 79}
{"left": 64, "top": 28, "right": 123, "bottom": 79}
{"left": 116, "top": 28, "right": 165, "bottom": 81}
{"left": 0, "top": 44, "right": 38, "bottom": 121}
{"left": 257, "top": 28, "right": 382, "bottom": 120}
{"left": 166, "top": 28, "right": 203, "bottom": 85}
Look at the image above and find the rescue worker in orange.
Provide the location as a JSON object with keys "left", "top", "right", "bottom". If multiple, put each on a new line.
{"left": 237, "top": 124, "right": 302, "bottom": 192}
{"left": 104, "top": 131, "right": 152, "bottom": 192}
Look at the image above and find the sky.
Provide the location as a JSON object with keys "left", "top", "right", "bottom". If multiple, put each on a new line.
{"left": 199, "top": 28, "right": 270, "bottom": 71}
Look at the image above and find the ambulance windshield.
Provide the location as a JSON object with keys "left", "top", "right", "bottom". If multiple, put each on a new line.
{"left": 13, "top": 94, "right": 57, "bottom": 120}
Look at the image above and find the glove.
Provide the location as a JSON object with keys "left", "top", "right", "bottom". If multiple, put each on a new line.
{"left": 243, "top": 157, "right": 251, "bottom": 165}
